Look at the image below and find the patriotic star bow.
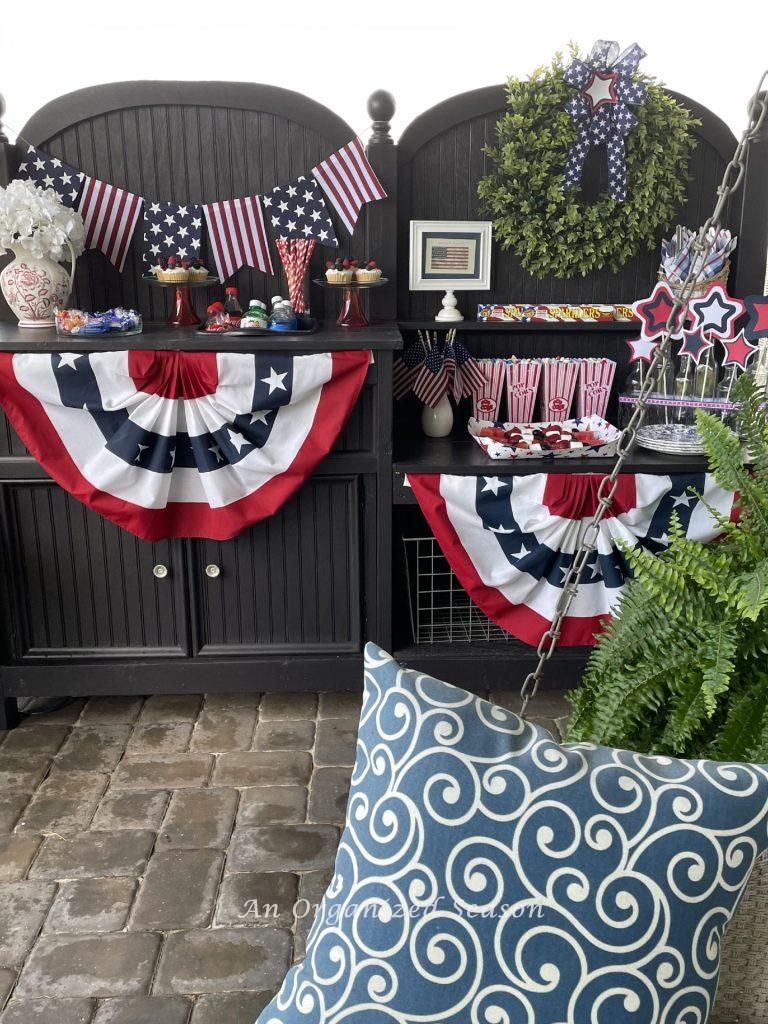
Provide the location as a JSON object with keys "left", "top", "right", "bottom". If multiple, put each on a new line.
{"left": 562, "top": 40, "right": 648, "bottom": 202}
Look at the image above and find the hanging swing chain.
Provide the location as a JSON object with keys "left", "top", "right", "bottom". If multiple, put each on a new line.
{"left": 519, "top": 75, "right": 768, "bottom": 719}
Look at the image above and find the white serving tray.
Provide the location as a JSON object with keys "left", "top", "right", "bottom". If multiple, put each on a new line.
{"left": 468, "top": 415, "right": 621, "bottom": 460}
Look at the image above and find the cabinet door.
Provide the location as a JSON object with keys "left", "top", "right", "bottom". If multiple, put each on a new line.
{"left": 2, "top": 485, "right": 189, "bottom": 659}
{"left": 193, "top": 476, "right": 361, "bottom": 654}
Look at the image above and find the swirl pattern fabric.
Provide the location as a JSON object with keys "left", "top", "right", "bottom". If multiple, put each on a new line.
{"left": 408, "top": 472, "right": 737, "bottom": 647}
{"left": 0, "top": 349, "right": 370, "bottom": 541}
{"left": 258, "top": 644, "right": 768, "bottom": 1024}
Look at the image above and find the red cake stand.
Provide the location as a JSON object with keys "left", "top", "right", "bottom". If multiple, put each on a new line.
{"left": 142, "top": 276, "right": 221, "bottom": 327}
{"left": 313, "top": 278, "right": 388, "bottom": 329}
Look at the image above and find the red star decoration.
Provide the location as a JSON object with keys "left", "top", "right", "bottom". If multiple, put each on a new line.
{"left": 626, "top": 335, "right": 659, "bottom": 363}
{"left": 678, "top": 327, "right": 714, "bottom": 365}
{"left": 720, "top": 330, "right": 758, "bottom": 369}
{"left": 580, "top": 69, "right": 620, "bottom": 115}
{"left": 745, "top": 295, "right": 768, "bottom": 341}
{"left": 632, "top": 283, "right": 686, "bottom": 340}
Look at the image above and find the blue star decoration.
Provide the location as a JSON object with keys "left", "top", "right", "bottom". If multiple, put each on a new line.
{"left": 688, "top": 284, "right": 745, "bottom": 340}
{"left": 678, "top": 327, "right": 714, "bottom": 365}
{"left": 632, "top": 283, "right": 685, "bottom": 340}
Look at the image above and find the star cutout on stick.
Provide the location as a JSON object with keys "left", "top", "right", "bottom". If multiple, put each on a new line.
{"left": 631, "top": 283, "right": 685, "bottom": 341}
{"left": 720, "top": 330, "right": 758, "bottom": 369}
{"left": 688, "top": 284, "right": 745, "bottom": 340}
{"left": 678, "top": 327, "right": 715, "bottom": 365}
{"left": 626, "top": 335, "right": 660, "bottom": 364}
{"left": 580, "top": 69, "right": 620, "bottom": 114}
{"left": 744, "top": 295, "right": 768, "bottom": 341}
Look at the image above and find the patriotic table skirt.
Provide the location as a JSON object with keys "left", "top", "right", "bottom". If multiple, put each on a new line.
{"left": 0, "top": 349, "right": 371, "bottom": 541}
{"left": 408, "top": 471, "right": 737, "bottom": 647}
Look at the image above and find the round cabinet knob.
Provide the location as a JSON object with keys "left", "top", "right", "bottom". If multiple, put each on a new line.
{"left": 205, "top": 564, "right": 221, "bottom": 579}
{"left": 153, "top": 564, "right": 169, "bottom": 579}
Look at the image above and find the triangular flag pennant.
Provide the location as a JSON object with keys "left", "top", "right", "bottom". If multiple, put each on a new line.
{"left": 77, "top": 177, "right": 143, "bottom": 272}
{"left": 202, "top": 196, "right": 274, "bottom": 281}
{"left": 16, "top": 145, "right": 86, "bottom": 209}
{"left": 311, "top": 139, "right": 387, "bottom": 235}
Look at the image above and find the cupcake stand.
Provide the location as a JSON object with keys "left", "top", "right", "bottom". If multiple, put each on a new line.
{"left": 314, "top": 278, "right": 388, "bottom": 328}
{"left": 142, "top": 275, "right": 221, "bottom": 327}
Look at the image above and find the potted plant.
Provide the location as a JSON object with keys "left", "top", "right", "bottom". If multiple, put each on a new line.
{"left": 0, "top": 179, "right": 84, "bottom": 328}
{"left": 567, "top": 373, "right": 768, "bottom": 760}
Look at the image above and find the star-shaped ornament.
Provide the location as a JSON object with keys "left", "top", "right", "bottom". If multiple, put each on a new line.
{"left": 631, "top": 283, "right": 685, "bottom": 341}
{"left": 720, "top": 330, "right": 758, "bottom": 369}
{"left": 626, "top": 335, "right": 660, "bottom": 364}
{"left": 678, "top": 327, "right": 714, "bottom": 365}
{"left": 744, "top": 295, "right": 768, "bottom": 341}
{"left": 688, "top": 284, "right": 745, "bottom": 340}
{"left": 580, "top": 69, "right": 619, "bottom": 114}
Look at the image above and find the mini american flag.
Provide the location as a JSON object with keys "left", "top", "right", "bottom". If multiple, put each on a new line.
{"left": 203, "top": 196, "right": 274, "bottom": 281}
{"left": 413, "top": 345, "right": 450, "bottom": 408}
{"left": 393, "top": 341, "right": 426, "bottom": 400}
{"left": 454, "top": 340, "right": 488, "bottom": 398}
{"left": 312, "top": 139, "right": 387, "bottom": 235}
{"left": 78, "top": 177, "right": 143, "bottom": 272}
{"left": 142, "top": 201, "right": 203, "bottom": 268}
{"left": 264, "top": 176, "right": 337, "bottom": 246}
{"left": 16, "top": 145, "right": 85, "bottom": 209}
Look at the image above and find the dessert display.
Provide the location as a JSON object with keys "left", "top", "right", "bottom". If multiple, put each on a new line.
{"left": 477, "top": 303, "right": 639, "bottom": 323}
{"left": 354, "top": 259, "right": 381, "bottom": 283}
{"left": 155, "top": 256, "right": 190, "bottom": 282}
{"left": 188, "top": 259, "right": 209, "bottom": 281}
{"left": 55, "top": 307, "right": 142, "bottom": 336}
{"left": 468, "top": 415, "right": 621, "bottom": 460}
{"left": 325, "top": 258, "right": 354, "bottom": 284}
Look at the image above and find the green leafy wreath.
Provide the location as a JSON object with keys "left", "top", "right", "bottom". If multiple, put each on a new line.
{"left": 477, "top": 48, "right": 700, "bottom": 279}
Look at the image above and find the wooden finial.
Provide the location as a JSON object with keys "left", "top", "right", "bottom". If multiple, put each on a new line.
{"left": 367, "top": 90, "right": 395, "bottom": 144}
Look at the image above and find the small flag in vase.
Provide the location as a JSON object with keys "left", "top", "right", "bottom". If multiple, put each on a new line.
{"left": 453, "top": 340, "right": 488, "bottom": 398}
{"left": 312, "top": 139, "right": 387, "bottom": 235}
{"left": 16, "top": 145, "right": 85, "bottom": 208}
{"left": 413, "top": 345, "right": 450, "bottom": 408}
{"left": 142, "top": 201, "right": 203, "bottom": 268}
{"left": 78, "top": 177, "right": 143, "bottom": 272}
{"left": 393, "top": 341, "right": 426, "bottom": 399}
{"left": 264, "top": 176, "right": 337, "bottom": 247}
{"left": 203, "top": 196, "right": 273, "bottom": 281}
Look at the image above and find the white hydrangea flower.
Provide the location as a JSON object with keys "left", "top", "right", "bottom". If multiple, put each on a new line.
{"left": 0, "top": 179, "right": 85, "bottom": 262}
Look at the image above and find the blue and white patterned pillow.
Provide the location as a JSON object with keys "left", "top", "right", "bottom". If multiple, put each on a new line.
{"left": 258, "top": 644, "right": 768, "bottom": 1024}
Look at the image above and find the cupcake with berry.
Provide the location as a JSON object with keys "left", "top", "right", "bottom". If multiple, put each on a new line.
{"left": 157, "top": 256, "right": 190, "bottom": 283}
{"left": 188, "top": 258, "right": 209, "bottom": 282}
{"left": 325, "top": 257, "right": 354, "bottom": 284}
{"left": 354, "top": 259, "right": 381, "bottom": 284}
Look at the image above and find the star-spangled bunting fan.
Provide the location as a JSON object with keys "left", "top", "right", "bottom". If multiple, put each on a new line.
{"left": 202, "top": 196, "right": 274, "bottom": 281}
{"left": 408, "top": 472, "right": 736, "bottom": 647}
{"left": 312, "top": 139, "right": 387, "bottom": 235}
{"left": 78, "top": 177, "right": 144, "bottom": 273}
{"left": 0, "top": 349, "right": 371, "bottom": 541}
{"left": 264, "top": 176, "right": 337, "bottom": 247}
{"left": 563, "top": 40, "right": 648, "bottom": 201}
{"left": 16, "top": 145, "right": 85, "bottom": 209}
{"left": 142, "top": 201, "right": 203, "bottom": 267}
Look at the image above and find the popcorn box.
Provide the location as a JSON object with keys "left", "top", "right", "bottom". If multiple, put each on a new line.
{"left": 577, "top": 358, "right": 617, "bottom": 419}
{"left": 505, "top": 359, "right": 542, "bottom": 422}
{"left": 540, "top": 359, "right": 580, "bottom": 421}
{"left": 472, "top": 359, "right": 507, "bottom": 420}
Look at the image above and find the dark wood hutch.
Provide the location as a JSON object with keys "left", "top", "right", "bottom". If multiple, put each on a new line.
{"left": 0, "top": 79, "right": 765, "bottom": 728}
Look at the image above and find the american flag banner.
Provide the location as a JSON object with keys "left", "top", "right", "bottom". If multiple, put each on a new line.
{"left": 143, "top": 201, "right": 203, "bottom": 267}
{"left": 16, "top": 145, "right": 85, "bottom": 209}
{"left": 264, "top": 176, "right": 337, "bottom": 247}
{"left": 408, "top": 472, "right": 737, "bottom": 647}
{"left": 0, "top": 349, "right": 371, "bottom": 541}
{"left": 203, "top": 196, "right": 274, "bottom": 281}
{"left": 312, "top": 139, "right": 387, "bottom": 235}
{"left": 413, "top": 345, "right": 450, "bottom": 408}
{"left": 393, "top": 341, "right": 426, "bottom": 400}
{"left": 78, "top": 177, "right": 143, "bottom": 272}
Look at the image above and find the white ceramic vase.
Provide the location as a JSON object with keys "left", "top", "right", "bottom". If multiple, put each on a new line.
{"left": 421, "top": 395, "right": 454, "bottom": 437}
{"left": 0, "top": 241, "right": 76, "bottom": 328}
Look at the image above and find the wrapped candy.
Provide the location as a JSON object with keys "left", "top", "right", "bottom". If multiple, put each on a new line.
{"left": 55, "top": 307, "right": 142, "bottom": 335}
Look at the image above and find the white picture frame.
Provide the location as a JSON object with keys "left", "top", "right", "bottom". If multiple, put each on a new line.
{"left": 409, "top": 220, "right": 493, "bottom": 292}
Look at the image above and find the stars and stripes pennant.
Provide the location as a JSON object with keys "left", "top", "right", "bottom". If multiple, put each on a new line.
{"left": 413, "top": 345, "right": 450, "bottom": 408}
{"left": 202, "top": 196, "right": 274, "bottom": 281}
{"left": 142, "top": 201, "right": 203, "bottom": 268}
{"left": 0, "top": 349, "right": 371, "bottom": 541}
{"left": 264, "top": 176, "right": 338, "bottom": 247}
{"left": 312, "top": 139, "right": 387, "bottom": 235}
{"left": 16, "top": 145, "right": 85, "bottom": 209}
{"left": 408, "top": 472, "right": 737, "bottom": 647}
{"left": 393, "top": 341, "right": 427, "bottom": 400}
{"left": 77, "top": 177, "right": 143, "bottom": 273}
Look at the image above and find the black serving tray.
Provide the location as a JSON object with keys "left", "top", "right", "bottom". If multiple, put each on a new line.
{"left": 196, "top": 314, "right": 319, "bottom": 338}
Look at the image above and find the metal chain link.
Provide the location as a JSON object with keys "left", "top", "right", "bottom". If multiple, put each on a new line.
{"left": 519, "top": 73, "right": 768, "bottom": 718}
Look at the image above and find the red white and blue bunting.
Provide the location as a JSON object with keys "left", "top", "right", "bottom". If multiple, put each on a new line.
{"left": 0, "top": 349, "right": 370, "bottom": 541}
{"left": 409, "top": 472, "right": 737, "bottom": 647}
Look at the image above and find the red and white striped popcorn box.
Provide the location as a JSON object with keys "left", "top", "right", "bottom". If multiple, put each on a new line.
{"left": 472, "top": 359, "right": 507, "bottom": 420}
{"left": 505, "top": 359, "right": 542, "bottom": 422}
{"left": 540, "top": 359, "right": 580, "bottom": 421}
{"left": 576, "top": 358, "right": 617, "bottom": 419}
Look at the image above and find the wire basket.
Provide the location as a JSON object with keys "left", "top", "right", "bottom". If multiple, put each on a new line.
{"left": 403, "top": 536, "right": 513, "bottom": 644}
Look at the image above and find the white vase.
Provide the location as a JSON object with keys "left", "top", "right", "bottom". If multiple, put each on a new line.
{"left": 0, "top": 242, "right": 76, "bottom": 328}
{"left": 421, "top": 395, "right": 454, "bottom": 437}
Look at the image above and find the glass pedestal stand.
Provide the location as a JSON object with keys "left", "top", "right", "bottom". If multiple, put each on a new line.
{"left": 142, "top": 276, "right": 222, "bottom": 327}
{"left": 313, "top": 278, "right": 389, "bottom": 329}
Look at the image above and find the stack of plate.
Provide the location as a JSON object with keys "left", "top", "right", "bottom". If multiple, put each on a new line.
{"left": 635, "top": 423, "right": 706, "bottom": 455}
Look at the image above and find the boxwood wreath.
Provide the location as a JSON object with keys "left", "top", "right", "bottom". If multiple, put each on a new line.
{"left": 477, "top": 49, "right": 700, "bottom": 278}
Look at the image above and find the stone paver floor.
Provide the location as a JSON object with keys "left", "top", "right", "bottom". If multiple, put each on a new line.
{"left": 0, "top": 687, "right": 570, "bottom": 1023}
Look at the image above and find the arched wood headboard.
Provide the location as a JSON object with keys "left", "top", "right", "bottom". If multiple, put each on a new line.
{"left": 7, "top": 81, "right": 371, "bottom": 321}
{"left": 397, "top": 84, "right": 768, "bottom": 319}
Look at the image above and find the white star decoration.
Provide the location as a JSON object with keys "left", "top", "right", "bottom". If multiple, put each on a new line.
{"left": 261, "top": 368, "right": 288, "bottom": 394}
{"left": 58, "top": 353, "right": 81, "bottom": 370}
{"left": 250, "top": 411, "right": 270, "bottom": 426}
{"left": 227, "top": 430, "right": 250, "bottom": 454}
{"left": 481, "top": 477, "right": 506, "bottom": 496}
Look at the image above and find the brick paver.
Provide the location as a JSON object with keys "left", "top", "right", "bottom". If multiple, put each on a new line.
{"left": 0, "top": 686, "right": 571, "bottom": 1023}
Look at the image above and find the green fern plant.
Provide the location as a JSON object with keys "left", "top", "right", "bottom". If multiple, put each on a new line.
{"left": 567, "top": 374, "right": 768, "bottom": 760}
